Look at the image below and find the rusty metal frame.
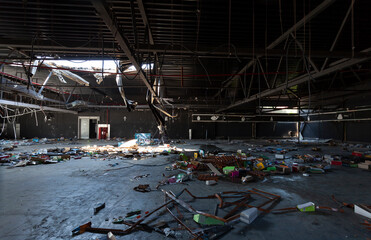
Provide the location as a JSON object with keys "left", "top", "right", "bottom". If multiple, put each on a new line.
{"left": 162, "top": 188, "right": 281, "bottom": 224}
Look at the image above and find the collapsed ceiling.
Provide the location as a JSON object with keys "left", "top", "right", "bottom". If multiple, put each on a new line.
{"left": 0, "top": 0, "right": 370, "bottom": 118}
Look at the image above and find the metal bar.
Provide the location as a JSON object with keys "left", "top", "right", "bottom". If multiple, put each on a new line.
{"left": 213, "top": 60, "right": 254, "bottom": 98}
{"left": 137, "top": 0, "right": 154, "bottom": 45}
{"left": 267, "top": 0, "right": 336, "bottom": 49}
{"left": 216, "top": 53, "right": 371, "bottom": 112}
{"left": 166, "top": 208, "right": 197, "bottom": 237}
{"left": 321, "top": 0, "right": 355, "bottom": 71}
{"left": 304, "top": 118, "right": 371, "bottom": 123}
{"left": 213, "top": 0, "right": 335, "bottom": 99}
{"left": 2, "top": 41, "right": 369, "bottom": 59}
{"left": 302, "top": 107, "right": 371, "bottom": 116}
{"left": 38, "top": 71, "right": 53, "bottom": 95}
{"left": 1, "top": 77, "right": 64, "bottom": 104}
{"left": 91, "top": 0, "right": 159, "bottom": 99}
{"left": 272, "top": 37, "right": 290, "bottom": 89}
{"left": 290, "top": 33, "right": 319, "bottom": 73}
{"left": 161, "top": 189, "right": 228, "bottom": 223}
{"left": 247, "top": 61, "right": 256, "bottom": 98}
{"left": 223, "top": 197, "right": 250, "bottom": 219}
{"left": 129, "top": 0, "right": 138, "bottom": 49}
{"left": 42, "top": 62, "right": 89, "bottom": 86}
{"left": 257, "top": 58, "right": 270, "bottom": 88}
{"left": 66, "top": 84, "right": 77, "bottom": 103}
{"left": 0, "top": 99, "right": 77, "bottom": 114}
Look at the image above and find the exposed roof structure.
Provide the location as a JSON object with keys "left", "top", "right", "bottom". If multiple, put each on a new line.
{"left": 0, "top": 0, "right": 370, "bottom": 114}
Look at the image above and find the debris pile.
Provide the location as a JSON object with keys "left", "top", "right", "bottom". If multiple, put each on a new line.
{"left": 0, "top": 147, "right": 80, "bottom": 167}
{"left": 0, "top": 138, "right": 181, "bottom": 168}
{"left": 73, "top": 186, "right": 362, "bottom": 239}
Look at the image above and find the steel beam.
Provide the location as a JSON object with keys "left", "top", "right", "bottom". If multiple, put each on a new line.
{"left": 135, "top": 45, "right": 370, "bottom": 58}
{"left": 214, "top": 0, "right": 335, "bottom": 98}
{"left": 1, "top": 78, "right": 64, "bottom": 104}
{"left": 213, "top": 60, "right": 255, "bottom": 98}
{"left": 321, "top": 0, "right": 355, "bottom": 71}
{"left": 290, "top": 33, "right": 319, "bottom": 73}
{"left": 137, "top": 0, "right": 154, "bottom": 45}
{"left": 42, "top": 62, "right": 89, "bottom": 86}
{"left": 217, "top": 54, "right": 371, "bottom": 112}
{"left": 91, "top": 0, "right": 159, "bottom": 99}
{"left": 267, "top": 0, "right": 336, "bottom": 49}
{"left": 0, "top": 99, "right": 77, "bottom": 114}
{"left": 137, "top": 0, "right": 161, "bottom": 98}
{"left": 3, "top": 40, "right": 370, "bottom": 59}
{"left": 38, "top": 71, "right": 53, "bottom": 95}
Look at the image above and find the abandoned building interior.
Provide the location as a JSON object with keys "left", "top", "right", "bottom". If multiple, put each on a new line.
{"left": 0, "top": 0, "right": 370, "bottom": 239}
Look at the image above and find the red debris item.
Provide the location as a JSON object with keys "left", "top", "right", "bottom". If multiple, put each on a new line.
{"left": 331, "top": 160, "right": 342, "bottom": 166}
{"left": 136, "top": 215, "right": 141, "bottom": 219}
{"left": 187, "top": 164, "right": 197, "bottom": 170}
{"left": 352, "top": 151, "right": 363, "bottom": 157}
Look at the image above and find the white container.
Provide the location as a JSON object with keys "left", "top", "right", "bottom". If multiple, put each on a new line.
{"left": 206, "top": 180, "right": 217, "bottom": 185}
{"left": 240, "top": 207, "right": 258, "bottom": 224}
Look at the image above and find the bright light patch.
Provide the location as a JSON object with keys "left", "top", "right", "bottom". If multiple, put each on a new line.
{"left": 261, "top": 106, "right": 298, "bottom": 114}
{"left": 43, "top": 60, "right": 119, "bottom": 72}
{"left": 124, "top": 63, "right": 154, "bottom": 72}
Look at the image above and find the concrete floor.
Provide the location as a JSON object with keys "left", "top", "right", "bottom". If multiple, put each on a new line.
{"left": 0, "top": 140, "right": 370, "bottom": 240}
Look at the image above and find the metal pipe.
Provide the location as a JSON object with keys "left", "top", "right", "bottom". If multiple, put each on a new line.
{"left": 302, "top": 107, "right": 371, "bottom": 116}
{"left": 304, "top": 118, "right": 371, "bottom": 123}
{"left": 0, "top": 99, "right": 77, "bottom": 114}
{"left": 38, "top": 71, "right": 53, "bottom": 95}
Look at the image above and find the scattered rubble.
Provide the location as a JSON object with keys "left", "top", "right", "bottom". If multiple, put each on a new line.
{"left": 1, "top": 137, "right": 370, "bottom": 238}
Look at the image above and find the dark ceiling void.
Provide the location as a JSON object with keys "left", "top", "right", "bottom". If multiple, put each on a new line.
{"left": 0, "top": 0, "right": 370, "bottom": 120}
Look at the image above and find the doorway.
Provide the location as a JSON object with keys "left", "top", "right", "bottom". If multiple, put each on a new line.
{"left": 78, "top": 116, "right": 100, "bottom": 139}
{"left": 89, "top": 119, "right": 97, "bottom": 139}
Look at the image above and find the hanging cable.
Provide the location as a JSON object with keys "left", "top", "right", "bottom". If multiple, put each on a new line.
{"left": 44, "top": 34, "right": 99, "bottom": 49}
{"left": 351, "top": 0, "right": 355, "bottom": 58}
{"left": 0, "top": 117, "right": 5, "bottom": 136}
{"left": 293, "top": 0, "right": 297, "bottom": 39}
{"left": 228, "top": 0, "right": 231, "bottom": 55}
{"left": 258, "top": 61, "right": 261, "bottom": 115}
{"left": 279, "top": 0, "right": 283, "bottom": 35}
{"left": 195, "top": 0, "right": 201, "bottom": 51}
{"left": 252, "top": 0, "right": 255, "bottom": 60}
{"left": 303, "top": 57, "right": 312, "bottom": 121}
{"left": 34, "top": 109, "right": 39, "bottom": 126}
{"left": 27, "top": 34, "right": 37, "bottom": 89}
{"left": 101, "top": 34, "right": 105, "bottom": 81}
{"left": 303, "top": 0, "right": 306, "bottom": 54}
{"left": 265, "top": 0, "right": 268, "bottom": 70}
